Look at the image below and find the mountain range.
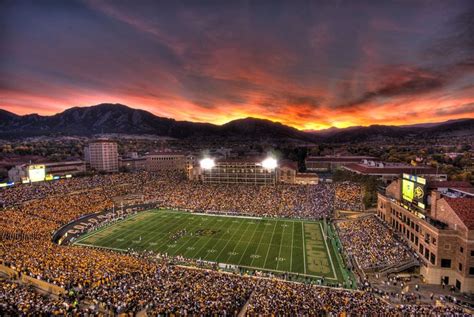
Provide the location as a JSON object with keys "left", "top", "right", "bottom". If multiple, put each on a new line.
{"left": 0, "top": 103, "right": 473, "bottom": 142}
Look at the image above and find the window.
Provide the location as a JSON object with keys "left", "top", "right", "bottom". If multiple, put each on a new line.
{"left": 430, "top": 253, "right": 436, "bottom": 265}
{"left": 459, "top": 263, "right": 463, "bottom": 271}
{"left": 441, "top": 259, "right": 451, "bottom": 268}
{"left": 471, "top": 250, "right": 474, "bottom": 257}
{"left": 460, "top": 247, "right": 463, "bottom": 253}
{"left": 470, "top": 267, "right": 474, "bottom": 275}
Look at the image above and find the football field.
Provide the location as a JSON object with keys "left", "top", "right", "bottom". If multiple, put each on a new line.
{"left": 74, "top": 209, "right": 346, "bottom": 281}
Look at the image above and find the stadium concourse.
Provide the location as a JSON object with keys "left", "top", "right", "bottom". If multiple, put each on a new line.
{"left": 0, "top": 172, "right": 471, "bottom": 315}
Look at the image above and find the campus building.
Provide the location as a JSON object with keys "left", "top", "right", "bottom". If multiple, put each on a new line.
{"left": 86, "top": 139, "right": 119, "bottom": 172}
{"left": 344, "top": 160, "right": 447, "bottom": 184}
{"left": 305, "top": 155, "right": 376, "bottom": 172}
{"left": 277, "top": 160, "right": 297, "bottom": 184}
{"left": 377, "top": 179, "right": 474, "bottom": 292}
{"left": 197, "top": 157, "right": 278, "bottom": 185}
{"left": 8, "top": 160, "right": 86, "bottom": 183}
{"left": 145, "top": 151, "right": 186, "bottom": 172}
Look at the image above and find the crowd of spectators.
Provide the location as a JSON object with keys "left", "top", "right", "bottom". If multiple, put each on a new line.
{"left": 336, "top": 216, "right": 413, "bottom": 270}
{"left": 334, "top": 182, "right": 364, "bottom": 211}
{"left": 0, "top": 279, "right": 78, "bottom": 316}
{"left": 0, "top": 172, "right": 469, "bottom": 315}
{"left": 144, "top": 182, "right": 335, "bottom": 219}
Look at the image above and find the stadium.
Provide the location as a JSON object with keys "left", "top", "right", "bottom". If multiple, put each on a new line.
{"left": 1, "top": 156, "right": 472, "bottom": 316}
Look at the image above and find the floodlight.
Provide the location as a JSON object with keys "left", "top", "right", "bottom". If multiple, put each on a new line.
{"left": 262, "top": 157, "right": 277, "bottom": 169}
{"left": 200, "top": 158, "right": 215, "bottom": 170}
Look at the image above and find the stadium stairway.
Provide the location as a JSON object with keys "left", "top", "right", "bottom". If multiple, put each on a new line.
{"left": 379, "top": 258, "right": 420, "bottom": 275}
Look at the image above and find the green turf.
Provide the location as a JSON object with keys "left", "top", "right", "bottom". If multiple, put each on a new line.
{"left": 75, "top": 209, "right": 345, "bottom": 281}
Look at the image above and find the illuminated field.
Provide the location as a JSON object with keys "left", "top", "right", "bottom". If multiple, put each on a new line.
{"left": 75, "top": 210, "right": 347, "bottom": 281}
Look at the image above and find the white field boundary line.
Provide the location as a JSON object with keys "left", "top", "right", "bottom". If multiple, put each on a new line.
{"left": 158, "top": 210, "right": 264, "bottom": 220}
{"left": 235, "top": 264, "right": 339, "bottom": 281}
{"left": 290, "top": 221, "right": 295, "bottom": 272}
{"left": 74, "top": 242, "right": 127, "bottom": 252}
{"left": 175, "top": 265, "right": 346, "bottom": 286}
{"left": 155, "top": 209, "right": 323, "bottom": 223}
{"left": 302, "top": 222, "right": 307, "bottom": 274}
{"left": 319, "top": 222, "right": 337, "bottom": 280}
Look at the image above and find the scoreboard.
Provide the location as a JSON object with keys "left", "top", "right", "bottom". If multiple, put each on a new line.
{"left": 28, "top": 165, "right": 46, "bottom": 183}
{"left": 401, "top": 173, "right": 427, "bottom": 209}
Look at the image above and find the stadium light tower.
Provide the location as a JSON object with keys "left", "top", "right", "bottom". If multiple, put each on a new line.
{"left": 199, "top": 157, "right": 215, "bottom": 170}
{"left": 261, "top": 157, "right": 278, "bottom": 169}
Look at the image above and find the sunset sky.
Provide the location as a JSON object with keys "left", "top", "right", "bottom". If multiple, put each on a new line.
{"left": 1, "top": 0, "right": 473, "bottom": 130}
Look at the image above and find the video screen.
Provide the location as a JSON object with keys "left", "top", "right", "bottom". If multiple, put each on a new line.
{"left": 401, "top": 173, "right": 427, "bottom": 209}
{"left": 28, "top": 165, "right": 46, "bottom": 183}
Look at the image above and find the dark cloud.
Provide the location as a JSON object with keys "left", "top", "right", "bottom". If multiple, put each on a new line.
{"left": 427, "top": 3, "right": 474, "bottom": 63}
{"left": 336, "top": 67, "right": 445, "bottom": 108}
{"left": 436, "top": 103, "right": 474, "bottom": 116}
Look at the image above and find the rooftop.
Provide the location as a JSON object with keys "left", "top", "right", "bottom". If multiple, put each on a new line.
{"left": 279, "top": 160, "right": 298, "bottom": 170}
{"left": 147, "top": 151, "right": 184, "bottom": 156}
{"left": 428, "top": 181, "right": 473, "bottom": 189}
{"left": 444, "top": 197, "right": 474, "bottom": 230}
{"left": 344, "top": 163, "right": 438, "bottom": 175}
{"left": 306, "top": 155, "right": 376, "bottom": 163}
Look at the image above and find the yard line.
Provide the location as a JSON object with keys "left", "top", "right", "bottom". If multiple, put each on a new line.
{"left": 169, "top": 214, "right": 213, "bottom": 255}
{"left": 320, "top": 222, "right": 337, "bottom": 280}
{"left": 206, "top": 217, "right": 239, "bottom": 262}
{"left": 93, "top": 212, "right": 157, "bottom": 248}
{"left": 183, "top": 215, "right": 236, "bottom": 260}
{"left": 302, "top": 222, "right": 307, "bottom": 275}
{"left": 237, "top": 219, "right": 262, "bottom": 263}
{"left": 224, "top": 218, "right": 259, "bottom": 264}
{"left": 275, "top": 220, "right": 287, "bottom": 271}
{"left": 117, "top": 212, "right": 180, "bottom": 250}
{"left": 131, "top": 212, "right": 181, "bottom": 249}
{"left": 192, "top": 216, "right": 239, "bottom": 260}
{"left": 249, "top": 219, "right": 274, "bottom": 267}
{"left": 290, "top": 221, "right": 295, "bottom": 272}
{"left": 111, "top": 214, "right": 160, "bottom": 249}
{"left": 262, "top": 221, "right": 278, "bottom": 269}
{"left": 75, "top": 211, "right": 144, "bottom": 245}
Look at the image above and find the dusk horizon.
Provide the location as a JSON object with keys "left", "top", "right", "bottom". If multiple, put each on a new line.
{"left": 2, "top": 102, "right": 473, "bottom": 131}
